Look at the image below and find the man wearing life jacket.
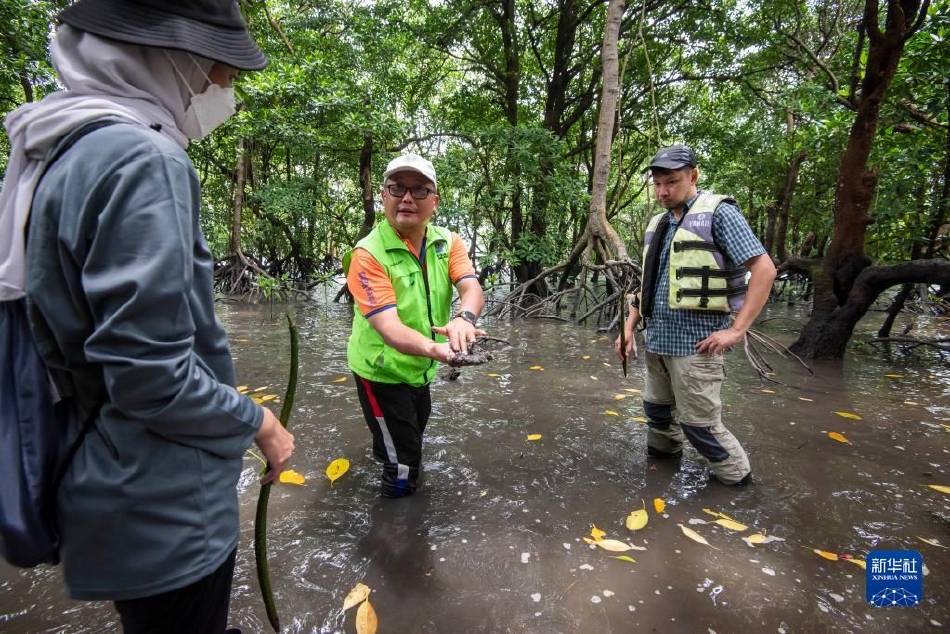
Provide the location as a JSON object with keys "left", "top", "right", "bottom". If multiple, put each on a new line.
{"left": 345, "top": 154, "right": 485, "bottom": 497}
{"left": 615, "top": 145, "right": 776, "bottom": 485}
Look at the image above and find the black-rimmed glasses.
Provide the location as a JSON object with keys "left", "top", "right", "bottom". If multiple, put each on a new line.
{"left": 386, "top": 184, "right": 436, "bottom": 200}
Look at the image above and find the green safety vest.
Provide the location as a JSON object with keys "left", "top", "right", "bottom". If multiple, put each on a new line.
{"left": 641, "top": 192, "right": 748, "bottom": 314}
{"left": 344, "top": 222, "right": 454, "bottom": 386}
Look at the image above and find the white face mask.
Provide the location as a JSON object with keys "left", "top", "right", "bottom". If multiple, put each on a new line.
{"left": 167, "top": 52, "right": 237, "bottom": 140}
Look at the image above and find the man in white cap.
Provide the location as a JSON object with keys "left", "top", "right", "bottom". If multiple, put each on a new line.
{"left": 0, "top": 1, "right": 294, "bottom": 631}
{"left": 344, "top": 154, "right": 485, "bottom": 497}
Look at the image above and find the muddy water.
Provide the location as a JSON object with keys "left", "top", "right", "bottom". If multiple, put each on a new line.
{"left": 1, "top": 301, "right": 948, "bottom": 633}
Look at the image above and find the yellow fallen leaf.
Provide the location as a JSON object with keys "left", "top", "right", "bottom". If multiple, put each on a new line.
{"left": 701, "top": 508, "right": 737, "bottom": 522}
{"left": 526, "top": 434, "right": 542, "bottom": 441}
{"left": 488, "top": 373, "right": 501, "bottom": 377}
{"left": 611, "top": 555, "right": 636, "bottom": 563}
{"left": 582, "top": 355, "right": 591, "bottom": 360}
{"left": 760, "top": 389, "right": 775, "bottom": 394}
{"left": 236, "top": 385, "right": 249, "bottom": 392}
{"left": 253, "top": 386, "right": 268, "bottom": 392}
{"left": 331, "top": 376, "right": 348, "bottom": 383}
{"left": 884, "top": 374, "right": 903, "bottom": 378}
{"left": 582, "top": 537, "right": 597, "bottom": 545}
{"left": 714, "top": 518, "right": 748, "bottom": 531}
{"left": 653, "top": 498, "right": 666, "bottom": 514}
{"left": 614, "top": 394, "right": 627, "bottom": 400}
{"left": 809, "top": 548, "right": 839, "bottom": 561}
{"left": 590, "top": 525, "right": 606, "bottom": 541}
{"left": 918, "top": 537, "right": 948, "bottom": 549}
{"left": 590, "top": 375, "right": 599, "bottom": 380}
{"left": 747, "top": 534, "right": 768, "bottom": 544}
{"left": 234, "top": 338, "right": 250, "bottom": 342}
{"left": 842, "top": 557, "right": 866, "bottom": 569}
{"left": 631, "top": 417, "right": 648, "bottom": 423}
{"left": 828, "top": 432, "right": 850, "bottom": 444}
{"left": 326, "top": 458, "right": 350, "bottom": 487}
{"left": 624, "top": 388, "right": 641, "bottom": 393}
{"left": 680, "top": 524, "right": 718, "bottom": 549}
{"left": 343, "top": 582, "right": 371, "bottom": 611}
{"left": 927, "top": 484, "right": 950, "bottom": 494}
{"left": 903, "top": 401, "right": 918, "bottom": 406}
{"left": 605, "top": 410, "right": 619, "bottom": 416}
{"left": 596, "top": 539, "right": 636, "bottom": 552}
{"left": 798, "top": 397, "right": 813, "bottom": 402}
{"left": 259, "top": 394, "right": 277, "bottom": 402}
{"left": 279, "top": 470, "right": 305, "bottom": 485}
{"left": 625, "top": 501, "right": 648, "bottom": 531}
{"left": 530, "top": 365, "right": 544, "bottom": 370}
{"left": 355, "top": 598, "right": 377, "bottom": 634}
{"left": 834, "top": 411, "right": 862, "bottom": 420}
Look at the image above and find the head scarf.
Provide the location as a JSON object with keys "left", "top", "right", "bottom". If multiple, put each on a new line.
{"left": 0, "top": 25, "right": 214, "bottom": 300}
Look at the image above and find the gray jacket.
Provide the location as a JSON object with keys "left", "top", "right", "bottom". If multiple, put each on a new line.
{"left": 26, "top": 122, "right": 262, "bottom": 600}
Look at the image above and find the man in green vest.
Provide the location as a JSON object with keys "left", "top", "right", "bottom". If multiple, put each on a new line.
{"left": 345, "top": 154, "right": 485, "bottom": 497}
{"left": 615, "top": 145, "right": 776, "bottom": 485}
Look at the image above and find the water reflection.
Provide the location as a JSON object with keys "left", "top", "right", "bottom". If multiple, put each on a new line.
{"left": 0, "top": 300, "right": 947, "bottom": 632}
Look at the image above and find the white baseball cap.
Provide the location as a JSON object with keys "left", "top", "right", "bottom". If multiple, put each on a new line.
{"left": 383, "top": 154, "right": 437, "bottom": 190}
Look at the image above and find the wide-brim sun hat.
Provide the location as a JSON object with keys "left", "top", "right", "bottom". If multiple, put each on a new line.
{"left": 58, "top": 0, "right": 267, "bottom": 70}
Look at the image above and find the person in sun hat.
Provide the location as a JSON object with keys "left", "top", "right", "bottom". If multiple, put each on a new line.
{"left": 614, "top": 144, "right": 776, "bottom": 486}
{"left": 344, "top": 154, "right": 485, "bottom": 498}
{"left": 0, "top": 1, "right": 294, "bottom": 630}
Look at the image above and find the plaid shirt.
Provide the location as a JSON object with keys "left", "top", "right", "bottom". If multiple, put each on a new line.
{"left": 643, "top": 191, "right": 766, "bottom": 356}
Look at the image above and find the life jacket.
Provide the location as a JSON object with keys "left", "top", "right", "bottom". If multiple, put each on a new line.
{"left": 641, "top": 192, "right": 747, "bottom": 314}
{"left": 343, "top": 222, "right": 453, "bottom": 386}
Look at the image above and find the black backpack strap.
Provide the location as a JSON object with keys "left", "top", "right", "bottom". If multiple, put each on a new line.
{"left": 639, "top": 213, "right": 670, "bottom": 319}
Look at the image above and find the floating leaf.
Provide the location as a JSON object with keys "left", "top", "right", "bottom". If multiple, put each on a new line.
{"left": 331, "top": 376, "right": 348, "bottom": 383}
{"left": 918, "top": 537, "right": 948, "bottom": 549}
{"left": 760, "top": 389, "right": 775, "bottom": 394}
{"left": 631, "top": 417, "right": 648, "bottom": 423}
{"left": 526, "top": 434, "right": 542, "bottom": 441}
{"left": 611, "top": 555, "right": 637, "bottom": 563}
{"left": 884, "top": 374, "right": 903, "bottom": 378}
{"left": 590, "top": 376, "right": 599, "bottom": 380}
{"left": 279, "top": 470, "right": 305, "bottom": 485}
{"left": 653, "top": 498, "right": 666, "bottom": 514}
{"left": 605, "top": 410, "right": 619, "bottom": 416}
{"left": 235, "top": 338, "right": 250, "bottom": 342}
{"left": 809, "top": 548, "right": 839, "bottom": 561}
{"left": 926, "top": 484, "right": 950, "bottom": 494}
{"left": 624, "top": 388, "right": 641, "bottom": 393}
{"left": 595, "top": 539, "right": 636, "bottom": 552}
{"left": 529, "top": 365, "right": 544, "bottom": 370}
{"left": 237, "top": 385, "right": 249, "bottom": 393}
{"left": 343, "top": 583, "right": 371, "bottom": 611}
{"left": 614, "top": 394, "right": 627, "bottom": 400}
{"left": 714, "top": 518, "right": 748, "bottom": 532}
{"left": 798, "top": 397, "right": 813, "bottom": 402}
{"left": 903, "top": 401, "right": 918, "bottom": 406}
{"left": 828, "top": 432, "right": 851, "bottom": 444}
{"left": 747, "top": 534, "right": 768, "bottom": 544}
{"left": 259, "top": 394, "right": 277, "bottom": 402}
{"left": 488, "top": 373, "right": 501, "bottom": 377}
{"left": 582, "top": 537, "right": 597, "bottom": 545}
{"left": 355, "top": 598, "right": 378, "bottom": 634}
{"left": 680, "top": 525, "right": 718, "bottom": 549}
{"left": 326, "top": 458, "right": 350, "bottom": 487}
{"left": 625, "top": 501, "right": 648, "bottom": 531}
{"left": 702, "top": 508, "right": 737, "bottom": 522}
{"left": 582, "top": 355, "right": 591, "bottom": 360}
{"left": 833, "top": 411, "right": 862, "bottom": 420}
{"left": 843, "top": 558, "right": 866, "bottom": 569}
{"left": 253, "top": 386, "right": 268, "bottom": 392}
{"left": 590, "top": 525, "right": 606, "bottom": 541}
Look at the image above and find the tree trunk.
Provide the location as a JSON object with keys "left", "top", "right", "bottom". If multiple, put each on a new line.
{"left": 791, "top": 0, "right": 930, "bottom": 358}
{"left": 356, "top": 132, "right": 375, "bottom": 243}
{"left": 583, "top": 0, "right": 628, "bottom": 264}
{"left": 775, "top": 149, "right": 807, "bottom": 261}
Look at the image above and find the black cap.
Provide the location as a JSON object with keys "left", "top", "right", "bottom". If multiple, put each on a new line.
{"left": 645, "top": 145, "right": 697, "bottom": 172}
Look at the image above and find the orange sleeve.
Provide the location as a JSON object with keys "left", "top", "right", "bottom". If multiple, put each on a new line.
{"left": 346, "top": 248, "right": 397, "bottom": 317}
{"left": 449, "top": 233, "right": 478, "bottom": 283}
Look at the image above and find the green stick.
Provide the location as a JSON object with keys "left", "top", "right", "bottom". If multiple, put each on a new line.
{"left": 254, "top": 313, "right": 298, "bottom": 633}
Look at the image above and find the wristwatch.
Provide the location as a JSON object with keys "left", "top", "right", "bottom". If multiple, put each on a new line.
{"left": 455, "top": 310, "right": 478, "bottom": 326}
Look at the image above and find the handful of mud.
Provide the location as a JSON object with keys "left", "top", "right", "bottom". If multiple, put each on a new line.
{"left": 448, "top": 349, "right": 495, "bottom": 367}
